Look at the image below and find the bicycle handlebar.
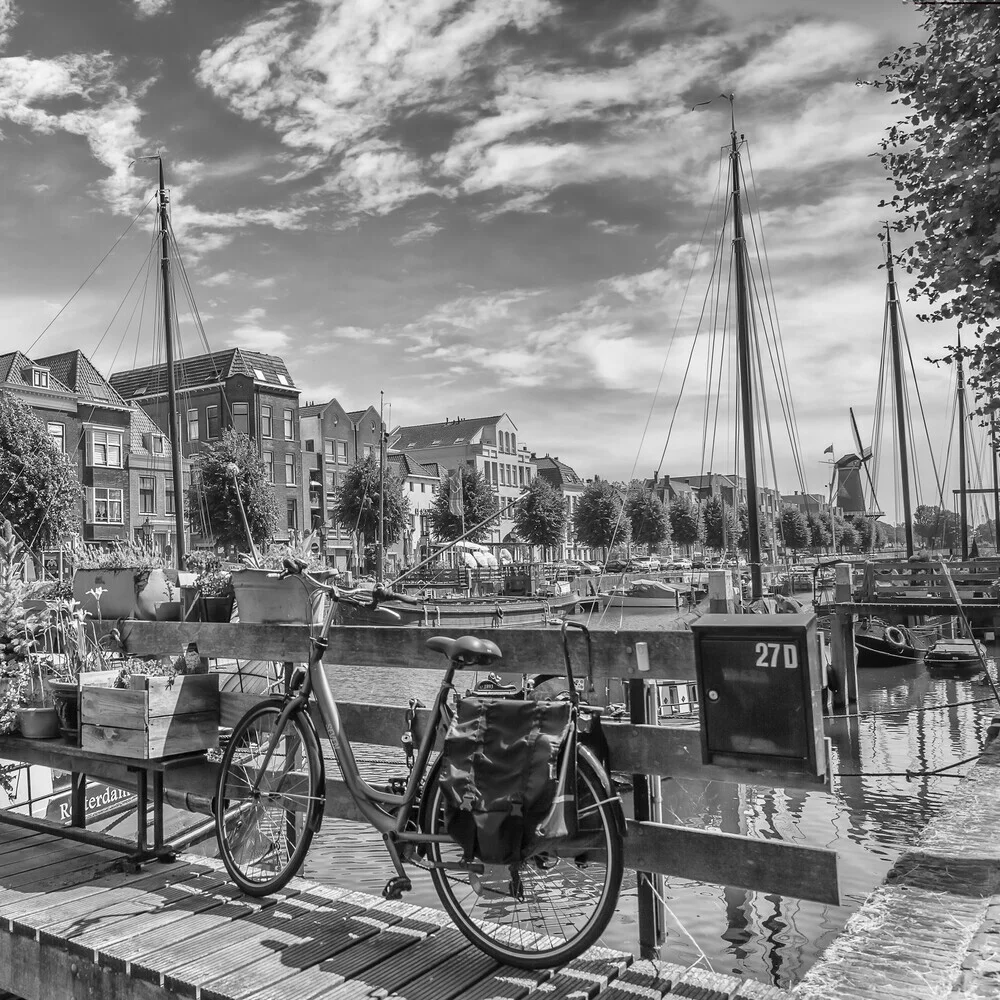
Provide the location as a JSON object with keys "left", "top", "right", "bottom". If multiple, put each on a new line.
{"left": 277, "top": 558, "right": 421, "bottom": 610}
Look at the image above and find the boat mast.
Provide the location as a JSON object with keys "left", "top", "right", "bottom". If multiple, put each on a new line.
{"left": 729, "top": 99, "right": 763, "bottom": 600}
{"left": 992, "top": 411, "right": 1000, "bottom": 553}
{"left": 957, "top": 331, "right": 969, "bottom": 559}
{"left": 377, "top": 390, "right": 385, "bottom": 584}
{"left": 157, "top": 157, "right": 186, "bottom": 568}
{"left": 884, "top": 225, "right": 913, "bottom": 558}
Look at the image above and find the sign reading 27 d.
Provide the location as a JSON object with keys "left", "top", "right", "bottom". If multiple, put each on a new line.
{"left": 753, "top": 641, "right": 799, "bottom": 669}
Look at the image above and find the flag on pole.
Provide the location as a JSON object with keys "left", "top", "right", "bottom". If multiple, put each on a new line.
{"left": 823, "top": 444, "right": 834, "bottom": 455}
{"left": 448, "top": 469, "right": 463, "bottom": 516}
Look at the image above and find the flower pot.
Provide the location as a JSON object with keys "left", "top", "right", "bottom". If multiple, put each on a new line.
{"left": 48, "top": 680, "right": 80, "bottom": 745}
{"left": 230, "top": 568, "right": 326, "bottom": 624}
{"left": 135, "top": 568, "right": 173, "bottom": 620}
{"left": 197, "top": 595, "right": 235, "bottom": 623}
{"left": 18, "top": 706, "right": 60, "bottom": 740}
{"left": 154, "top": 600, "right": 182, "bottom": 621}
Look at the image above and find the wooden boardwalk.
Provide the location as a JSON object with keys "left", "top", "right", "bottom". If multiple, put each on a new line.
{"left": 0, "top": 826, "right": 791, "bottom": 1000}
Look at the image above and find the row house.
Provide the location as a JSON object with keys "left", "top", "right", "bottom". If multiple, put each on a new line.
{"left": 532, "top": 454, "right": 592, "bottom": 561}
{"left": 643, "top": 472, "right": 696, "bottom": 509}
{"left": 298, "top": 399, "right": 385, "bottom": 571}
{"left": 390, "top": 414, "right": 536, "bottom": 546}
{"left": 110, "top": 349, "right": 301, "bottom": 543}
{"left": 0, "top": 349, "right": 188, "bottom": 553}
{"left": 387, "top": 452, "right": 442, "bottom": 570}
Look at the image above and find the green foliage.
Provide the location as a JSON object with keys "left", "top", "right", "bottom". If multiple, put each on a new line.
{"left": 873, "top": 8, "right": 1000, "bottom": 402}
{"left": 187, "top": 429, "right": 279, "bottom": 553}
{"left": 836, "top": 521, "right": 858, "bottom": 552}
{"left": 779, "top": 506, "right": 810, "bottom": 554}
{"left": 513, "top": 477, "right": 568, "bottom": 549}
{"left": 702, "top": 495, "right": 738, "bottom": 551}
{"left": 573, "top": 480, "right": 627, "bottom": 552}
{"left": 912, "top": 503, "right": 961, "bottom": 549}
{"left": 66, "top": 535, "right": 164, "bottom": 570}
{"left": 0, "top": 390, "right": 80, "bottom": 550}
{"left": 428, "top": 466, "right": 496, "bottom": 543}
{"left": 624, "top": 482, "right": 670, "bottom": 552}
{"left": 332, "top": 455, "right": 410, "bottom": 546}
{"left": 668, "top": 495, "right": 703, "bottom": 550}
{"left": 808, "top": 513, "right": 831, "bottom": 551}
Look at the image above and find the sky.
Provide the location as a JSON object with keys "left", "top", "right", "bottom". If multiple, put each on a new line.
{"left": 0, "top": 0, "right": 982, "bottom": 522}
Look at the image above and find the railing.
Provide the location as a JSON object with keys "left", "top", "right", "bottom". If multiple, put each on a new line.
{"left": 857, "top": 559, "right": 1000, "bottom": 603}
{"left": 0, "top": 619, "right": 841, "bottom": 959}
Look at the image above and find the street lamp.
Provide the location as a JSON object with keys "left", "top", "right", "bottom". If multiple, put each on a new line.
{"left": 141, "top": 517, "right": 153, "bottom": 545}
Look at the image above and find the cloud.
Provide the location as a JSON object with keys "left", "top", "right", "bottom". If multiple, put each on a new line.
{"left": 133, "top": 0, "right": 172, "bottom": 17}
{"left": 391, "top": 219, "right": 443, "bottom": 246}
{"left": 0, "top": 0, "right": 17, "bottom": 51}
{"left": 0, "top": 51, "right": 150, "bottom": 212}
{"left": 201, "top": 270, "right": 236, "bottom": 287}
{"left": 222, "top": 307, "right": 290, "bottom": 353}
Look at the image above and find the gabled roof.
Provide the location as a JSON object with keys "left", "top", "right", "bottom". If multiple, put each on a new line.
{"left": 128, "top": 402, "right": 173, "bottom": 454}
{"left": 388, "top": 451, "right": 440, "bottom": 480}
{"left": 36, "top": 350, "right": 130, "bottom": 409}
{"left": 108, "top": 349, "right": 296, "bottom": 399}
{"left": 534, "top": 455, "right": 584, "bottom": 489}
{"left": 299, "top": 402, "right": 328, "bottom": 418}
{"left": 394, "top": 415, "right": 506, "bottom": 451}
{"left": 0, "top": 352, "right": 74, "bottom": 394}
{"left": 673, "top": 473, "right": 736, "bottom": 489}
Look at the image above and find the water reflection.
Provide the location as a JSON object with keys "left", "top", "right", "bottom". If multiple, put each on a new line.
{"left": 305, "top": 617, "right": 1000, "bottom": 989}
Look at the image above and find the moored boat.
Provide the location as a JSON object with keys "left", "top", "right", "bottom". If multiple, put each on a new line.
{"left": 924, "top": 636, "right": 986, "bottom": 673}
{"left": 600, "top": 579, "right": 685, "bottom": 610}
{"left": 854, "top": 617, "right": 922, "bottom": 669}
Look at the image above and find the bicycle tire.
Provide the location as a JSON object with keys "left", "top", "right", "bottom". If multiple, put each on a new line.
{"left": 215, "top": 700, "right": 324, "bottom": 896}
{"left": 422, "top": 743, "right": 624, "bottom": 968}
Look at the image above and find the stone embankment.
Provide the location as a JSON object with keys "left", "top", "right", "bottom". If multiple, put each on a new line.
{"left": 794, "top": 716, "right": 1000, "bottom": 999}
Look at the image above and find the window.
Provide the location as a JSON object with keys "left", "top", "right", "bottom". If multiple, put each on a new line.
{"left": 491, "top": 461, "right": 498, "bottom": 483}
{"left": 484, "top": 463, "right": 491, "bottom": 485}
{"left": 166, "top": 478, "right": 175, "bottom": 515}
{"left": 305, "top": 439, "right": 315, "bottom": 452}
{"left": 335, "top": 440, "right": 347, "bottom": 463}
{"left": 511, "top": 435, "right": 517, "bottom": 453}
{"left": 363, "top": 445, "right": 373, "bottom": 460}
{"left": 139, "top": 476, "right": 155, "bottom": 514}
{"left": 325, "top": 471, "right": 336, "bottom": 490}
{"left": 261, "top": 405, "right": 273, "bottom": 439}
{"left": 47, "top": 422, "right": 64, "bottom": 453}
{"left": 285, "top": 454, "right": 296, "bottom": 486}
{"left": 233, "top": 402, "right": 249, "bottom": 434}
{"left": 206, "top": 405, "right": 220, "bottom": 439}
{"left": 30, "top": 367, "right": 50, "bottom": 388}
{"left": 187, "top": 408, "right": 199, "bottom": 441}
{"left": 90, "top": 429, "right": 123, "bottom": 468}
{"left": 91, "top": 487, "right": 123, "bottom": 524}
{"left": 420, "top": 483, "right": 426, "bottom": 493}
{"left": 253, "top": 367, "right": 267, "bottom": 381}
{"left": 264, "top": 451, "right": 274, "bottom": 483}
{"left": 151, "top": 434, "right": 165, "bottom": 455}
{"left": 284, "top": 409, "right": 294, "bottom": 440}
{"left": 519, "top": 467, "right": 524, "bottom": 486}
{"left": 287, "top": 499, "right": 298, "bottom": 532}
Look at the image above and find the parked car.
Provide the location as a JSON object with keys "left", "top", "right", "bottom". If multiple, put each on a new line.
{"left": 670, "top": 559, "right": 693, "bottom": 570}
{"left": 631, "top": 556, "right": 661, "bottom": 572}
{"left": 573, "top": 560, "right": 602, "bottom": 574}
{"left": 605, "top": 558, "right": 631, "bottom": 572}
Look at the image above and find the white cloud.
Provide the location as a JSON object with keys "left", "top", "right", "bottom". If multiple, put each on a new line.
{"left": 223, "top": 306, "right": 290, "bottom": 352}
{"left": 201, "top": 270, "right": 236, "bottom": 287}
{"left": 133, "top": 0, "right": 173, "bottom": 18}
{"left": 391, "top": 219, "right": 443, "bottom": 246}
{"left": 0, "top": 0, "right": 17, "bottom": 51}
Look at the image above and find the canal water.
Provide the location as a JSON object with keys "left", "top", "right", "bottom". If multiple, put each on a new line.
{"left": 303, "top": 604, "right": 1000, "bottom": 989}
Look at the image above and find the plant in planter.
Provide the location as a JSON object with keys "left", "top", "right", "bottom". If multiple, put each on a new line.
{"left": 68, "top": 536, "right": 172, "bottom": 620}
{"left": 231, "top": 532, "right": 333, "bottom": 624}
{"left": 191, "top": 556, "right": 235, "bottom": 623}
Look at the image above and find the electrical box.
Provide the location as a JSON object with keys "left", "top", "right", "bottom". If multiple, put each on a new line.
{"left": 690, "top": 613, "right": 827, "bottom": 781}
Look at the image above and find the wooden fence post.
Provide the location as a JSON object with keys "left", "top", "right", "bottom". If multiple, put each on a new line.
{"left": 629, "top": 678, "right": 665, "bottom": 958}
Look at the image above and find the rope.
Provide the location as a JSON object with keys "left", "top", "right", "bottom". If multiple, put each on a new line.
{"left": 828, "top": 694, "right": 998, "bottom": 720}
{"left": 837, "top": 752, "right": 984, "bottom": 780}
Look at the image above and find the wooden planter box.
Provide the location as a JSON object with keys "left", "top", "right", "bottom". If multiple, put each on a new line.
{"left": 81, "top": 673, "right": 220, "bottom": 759}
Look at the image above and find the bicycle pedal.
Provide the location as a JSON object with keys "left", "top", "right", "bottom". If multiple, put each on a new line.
{"left": 382, "top": 875, "right": 412, "bottom": 900}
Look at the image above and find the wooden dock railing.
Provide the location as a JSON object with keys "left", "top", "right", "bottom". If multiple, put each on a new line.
{"left": 0, "top": 620, "right": 842, "bottom": 959}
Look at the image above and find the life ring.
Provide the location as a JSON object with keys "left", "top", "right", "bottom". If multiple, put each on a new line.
{"left": 884, "top": 625, "right": 907, "bottom": 649}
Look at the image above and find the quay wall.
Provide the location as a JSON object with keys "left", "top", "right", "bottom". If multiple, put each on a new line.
{"left": 793, "top": 728, "right": 1000, "bottom": 999}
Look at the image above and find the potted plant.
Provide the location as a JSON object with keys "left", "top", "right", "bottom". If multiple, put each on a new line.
{"left": 230, "top": 532, "right": 332, "bottom": 624}
{"left": 69, "top": 537, "right": 172, "bottom": 621}
{"left": 192, "top": 560, "right": 235, "bottom": 622}
{"left": 154, "top": 578, "right": 183, "bottom": 621}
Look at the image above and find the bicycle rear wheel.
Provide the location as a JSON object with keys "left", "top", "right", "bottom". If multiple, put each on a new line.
{"left": 423, "top": 744, "right": 624, "bottom": 968}
{"left": 215, "top": 700, "right": 324, "bottom": 895}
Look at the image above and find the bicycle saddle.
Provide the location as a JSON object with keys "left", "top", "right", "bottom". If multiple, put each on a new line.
{"left": 426, "top": 635, "right": 503, "bottom": 666}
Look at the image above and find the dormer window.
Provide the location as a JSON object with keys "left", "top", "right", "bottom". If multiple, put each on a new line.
{"left": 27, "top": 366, "right": 49, "bottom": 388}
{"left": 253, "top": 367, "right": 267, "bottom": 381}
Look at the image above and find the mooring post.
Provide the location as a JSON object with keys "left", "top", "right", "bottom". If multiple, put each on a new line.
{"left": 708, "top": 569, "right": 737, "bottom": 614}
{"left": 830, "top": 564, "right": 858, "bottom": 706}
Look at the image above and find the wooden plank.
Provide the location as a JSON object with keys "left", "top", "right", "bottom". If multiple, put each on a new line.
{"left": 623, "top": 820, "right": 840, "bottom": 905}
{"left": 103, "top": 621, "right": 698, "bottom": 681}
{"left": 81, "top": 712, "right": 218, "bottom": 758}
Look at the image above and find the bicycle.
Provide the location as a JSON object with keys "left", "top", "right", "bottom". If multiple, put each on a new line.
{"left": 214, "top": 558, "right": 625, "bottom": 969}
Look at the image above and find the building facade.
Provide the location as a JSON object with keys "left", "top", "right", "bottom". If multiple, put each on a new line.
{"left": 110, "top": 349, "right": 301, "bottom": 543}
{"left": 387, "top": 452, "right": 442, "bottom": 570}
{"left": 391, "top": 414, "right": 536, "bottom": 546}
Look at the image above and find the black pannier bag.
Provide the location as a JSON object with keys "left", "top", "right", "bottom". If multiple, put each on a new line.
{"left": 438, "top": 696, "right": 576, "bottom": 865}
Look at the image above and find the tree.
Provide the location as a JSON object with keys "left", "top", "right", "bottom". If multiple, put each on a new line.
{"left": 873, "top": 8, "right": 1000, "bottom": 404}
{"left": 573, "top": 480, "right": 627, "bottom": 554}
{"left": 624, "top": 482, "right": 670, "bottom": 553}
{"left": 188, "top": 429, "right": 279, "bottom": 552}
{"left": 332, "top": 454, "right": 409, "bottom": 552}
{"left": 736, "top": 502, "right": 769, "bottom": 555}
{"left": 668, "top": 495, "right": 703, "bottom": 554}
{"left": 850, "top": 514, "right": 874, "bottom": 553}
{"left": 513, "top": 477, "right": 567, "bottom": 556}
{"left": 0, "top": 392, "right": 80, "bottom": 551}
{"left": 703, "top": 495, "right": 738, "bottom": 552}
{"left": 807, "top": 513, "right": 831, "bottom": 552}
{"left": 779, "top": 506, "right": 809, "bottom": 556}
{"left": 837, "top": 522, "right": 859, "bottom": 552}
{"left": 428, "top": 466, "right": 497, "bottom": 543}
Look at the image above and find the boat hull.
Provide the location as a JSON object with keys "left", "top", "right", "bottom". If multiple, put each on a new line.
{"left": 855, "top": 628, "right": 921, "bottom": 669}
{"left": 340, "top": 596, "right": 562, "bottom": 628}
{"left": 924, "top": 639, "right": 985, "bottom": 673}
{"left": 601, "top": 594, "right": 681, "bottom": 609}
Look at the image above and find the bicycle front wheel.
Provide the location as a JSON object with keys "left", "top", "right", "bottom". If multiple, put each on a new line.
{"left": 215, "top": 700, "right": 324, "bottom": 896}
{"left": 423, "top": 744, "right": 624, "bottom": 968}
